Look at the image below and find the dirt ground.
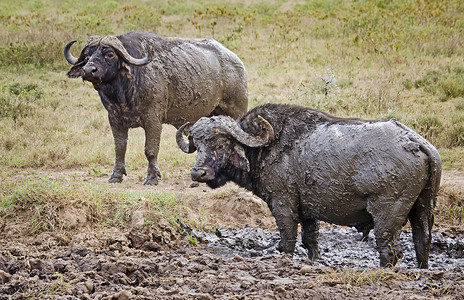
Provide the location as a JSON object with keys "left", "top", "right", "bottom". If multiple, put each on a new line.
{"left": 1, "top": 169, "right": 463, "bottom": 299}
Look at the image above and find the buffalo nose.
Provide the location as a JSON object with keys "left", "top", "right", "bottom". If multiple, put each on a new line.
{"left": 83, "top": 64, "right": 97, "bottom": 76}
{"left": 191, "top": 167, "right": 207, "bottom": 181}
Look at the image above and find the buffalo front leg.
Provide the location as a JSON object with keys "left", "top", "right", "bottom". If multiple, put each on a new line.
{"left": 109, "top": 126, "right": 128, "bottom": 183}
{"left": 272, "top": 203, "right": 299, "bottom": 255}
{"left": 142, "top": 118, "right": 162, "bottom": 185}
{"left": 301, "top": 219, "right": 320, "bottom": 260}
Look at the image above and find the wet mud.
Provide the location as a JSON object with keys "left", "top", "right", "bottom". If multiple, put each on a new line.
{"left": 192, "top": 225, "right": 464, "bottom": 271}
{"left": 1, "top": 225, "right": 463, "bottom": 299}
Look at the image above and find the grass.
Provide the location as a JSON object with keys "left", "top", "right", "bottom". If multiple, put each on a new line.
{"left": 436, "top": 186, "right": 464, "bottom": 225}
{"left": 0, "top": 0, "right": 463, "bottom": 250}
{"left": 316, "top": 266, "right": 411, "bottom": 287}
{"left": 0, "top": 172, "right": 200, "bottom": 235}
{"left": 1, "top": 0, "right": 464, "bottom": 167}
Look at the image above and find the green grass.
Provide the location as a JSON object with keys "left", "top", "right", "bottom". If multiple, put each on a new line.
{"left": 0, "top": 0, "right": 463, "bottom": 234}
{"left": 0, "top": 173, "right": 199, "bottom": 234}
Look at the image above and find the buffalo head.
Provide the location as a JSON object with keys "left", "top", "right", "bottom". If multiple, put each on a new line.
{"left": 176, "top": 115, "right": 274, "bottom": 188}
{"left": 64, "top": 35, "right": 151, "bottom": 87}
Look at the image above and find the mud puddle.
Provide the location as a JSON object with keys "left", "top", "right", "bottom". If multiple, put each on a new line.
{"left": 191, "top": 225, "right": 464, "bottom": 271}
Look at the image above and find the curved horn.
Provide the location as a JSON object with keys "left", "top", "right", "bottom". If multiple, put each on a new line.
{"left": 176, "top": 122, "right": 196, "bottom": 153}
{"left": 100, "top": 36, "right": 151, "bottom": 66}
{"left": 221, "top": 115, "right": 274, "bottom": 148}
{"left": 64, "top": 40, "right": 79, "bottom": 65}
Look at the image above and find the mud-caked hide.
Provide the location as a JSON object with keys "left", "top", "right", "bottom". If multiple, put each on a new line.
{"left": 177, "top": 103, "right": 442, "bottom": 269}
{"left": 64, "top": 30, "right": 248, "bottom": 185}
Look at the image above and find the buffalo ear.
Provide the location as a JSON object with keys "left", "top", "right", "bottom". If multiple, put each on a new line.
{"left": 230, "top": 145, "right": 250, "bottom": 172}
{"left": 120, "top": 62, "right": 134, "bottom": 80}
{"left": 67, "top": 65, "right": 82, "bottom": 78}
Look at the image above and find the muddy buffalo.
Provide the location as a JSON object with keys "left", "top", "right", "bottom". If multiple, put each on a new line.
{"left": 176, "top": 103, "right": 442, "bottom": 268}
{"left": 64, "top": 30, "right": 248, "bottom": 185}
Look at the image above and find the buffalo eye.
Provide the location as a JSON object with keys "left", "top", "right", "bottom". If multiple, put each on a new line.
{"left": 105, "top": 52, "right": 115, "bottom": 59}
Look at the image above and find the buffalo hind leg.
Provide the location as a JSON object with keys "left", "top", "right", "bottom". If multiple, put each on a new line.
{"left": 301, "top": 219, "right": 320, "bottom": 260}
{"left": 368, "top": 196, "right": 413, "bottom": 268}
{"left": 216, "top": 93, "right": 248, "bottom": 120}
{"left": 109, "top": 125, "right": 128, "bottom": 183}
{"left": 408, "top": 193, "right": 435, "bottom": 269}
{"left": 375, "top": 228, "right": 403, "bottom": 268}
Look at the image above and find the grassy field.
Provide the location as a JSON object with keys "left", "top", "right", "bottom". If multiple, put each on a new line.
{"left": 1, "top": 0, "right": 463, "bottom": 230}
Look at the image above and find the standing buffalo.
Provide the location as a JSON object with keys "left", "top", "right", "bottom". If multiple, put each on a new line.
{"left": 176, "top": 103, "right": 442, "bottom": 268}
{"left": 64, "top": 31, "right": 248, "bottom": 185}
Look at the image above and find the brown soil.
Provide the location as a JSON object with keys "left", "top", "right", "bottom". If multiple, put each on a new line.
{"left": 1, "top": 169, "right": 463, "bottom": 299}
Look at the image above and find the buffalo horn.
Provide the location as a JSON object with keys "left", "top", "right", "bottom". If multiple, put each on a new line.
{"left": 64, "top": 40, "right": 79, "bottom": 65}
{"left": 100, "top": 36, "right": 151, "bottom": 66}
{"left": 221, "top": 115, "right": 274, "bottom": 148}
{"left": 176, "top": 122, "right": 196, "bottom": 153}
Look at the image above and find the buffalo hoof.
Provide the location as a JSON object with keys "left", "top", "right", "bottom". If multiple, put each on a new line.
{"left": 108, "top": 175, "right": 123, "bottom": 183}
{"left": 277, "top": 240, "right": 296, "bottom": 254}
{"left": 143, "top": 176, "right": 159, "bottom": 185}
{"left": 306, "top": 248, "right": 320, "bottom": 260}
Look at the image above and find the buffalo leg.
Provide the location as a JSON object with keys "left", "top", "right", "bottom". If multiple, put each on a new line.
{"left": 375, "top": 228, "right": 403, "bottom": 268}
{"left": 109, "top": 126, "right": 128, "bottom": 183}
{"left": 301, "top": 219, "right": 320, "bottom": 260}
{"left": 368, "top": 196, "right": 413, "bottom": 268}
{"left": 142, "top": 118, "right": 162, "bottom": 185}
{"left": 408, "top": 194, "right": 435, "bottom": 269}
{"left": 272, "top": 206, "right": 298, "bottom": 254}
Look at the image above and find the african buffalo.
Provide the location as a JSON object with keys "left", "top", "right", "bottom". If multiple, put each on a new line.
{"left": 176, "top": 103, "right": 442, "bottom": 268}
{"left": 64, "top": 30, "right": 248, "bottom": 185}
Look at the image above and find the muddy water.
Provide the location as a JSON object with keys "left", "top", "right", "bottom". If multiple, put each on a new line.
{"left": 191, "top": 225, "right": 464, "bottom": 271}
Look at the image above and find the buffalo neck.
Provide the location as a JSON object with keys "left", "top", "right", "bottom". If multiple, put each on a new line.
{"left": 97, "top": 74, "right": 143, "bottom": 128}
{"left": 223, "top": 149, "right": 254, "bottom": 191}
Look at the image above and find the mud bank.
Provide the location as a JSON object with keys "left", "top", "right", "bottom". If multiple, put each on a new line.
{"left": 1, "top": 225, "right": 464, "bottom": 299}
{"left": 192, "top": 225, "right": 464, "bottom": 271}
